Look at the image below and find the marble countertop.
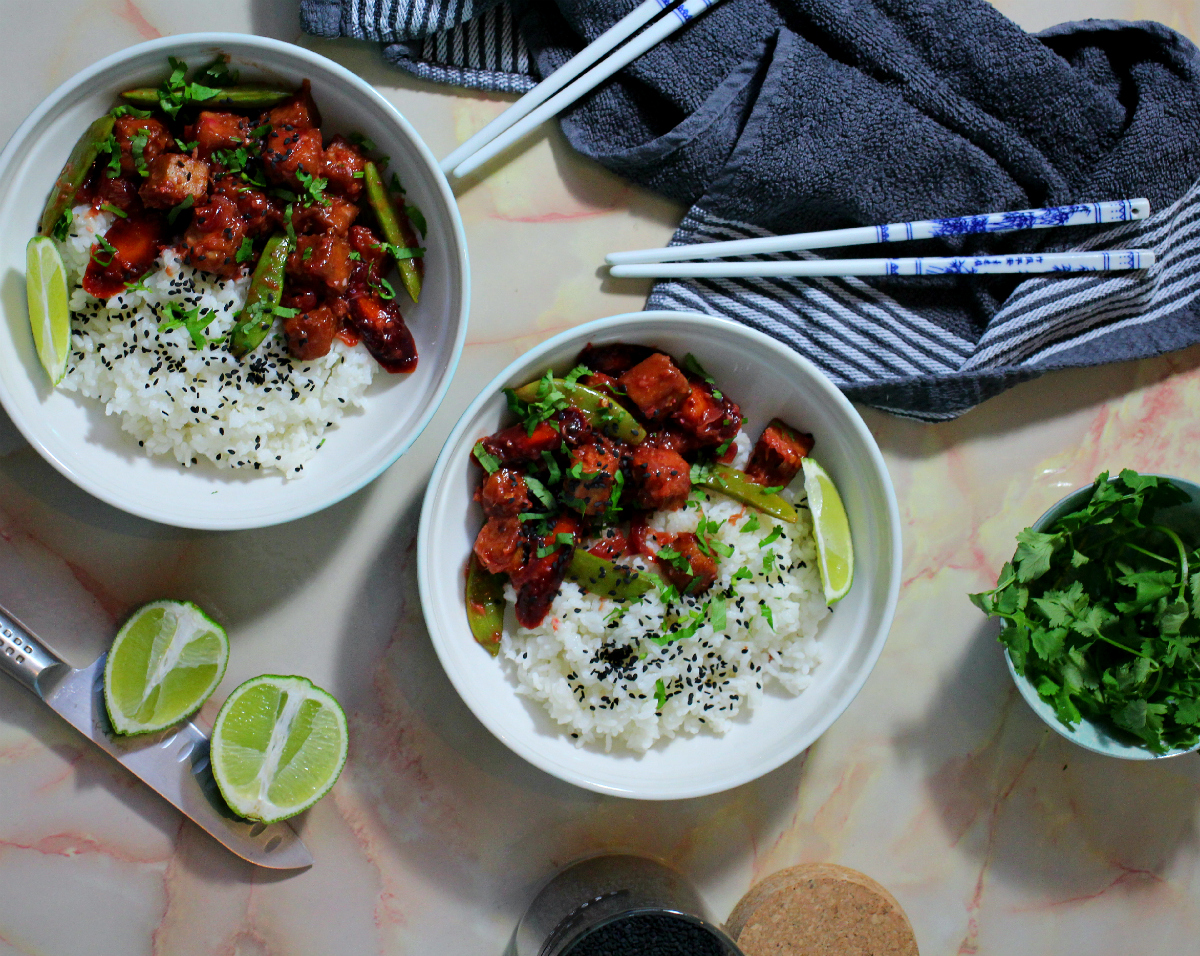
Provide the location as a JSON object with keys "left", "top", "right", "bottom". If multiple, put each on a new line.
{"left": 2, "top": 2, "right": 1199, "bottom": 954}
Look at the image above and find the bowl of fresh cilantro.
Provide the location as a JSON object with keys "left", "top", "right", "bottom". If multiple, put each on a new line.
{"left": 971, "top": 469, "right": 1200, "bottom": 759}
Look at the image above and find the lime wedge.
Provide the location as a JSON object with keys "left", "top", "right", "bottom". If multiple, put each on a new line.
{"left": 803, "top": 458, "right": 854, "bottom": 604}
{"left": 25, "top": 236, "right": 71, "bottom": 385}
{"left": 103, "top": 600, "right": 229, "bottom": 735}
{"left": 211, "top": 675, "right": 348, "bottom": 823}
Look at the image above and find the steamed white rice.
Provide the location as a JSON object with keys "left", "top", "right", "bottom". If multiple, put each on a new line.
{"left": 501, "top": 482, "right": 828, "bottom": 752}
{"left": 57, "top": 204, "right": 374, "bottom": 476}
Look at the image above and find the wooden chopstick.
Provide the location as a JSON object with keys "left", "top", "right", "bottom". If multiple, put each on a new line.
{"left": 447, "top": 0, "right": 725, "bottom": 179}
{"left": 606, "top": 199, "right": 1152, "bottom": 264}
{"left": 439, "top": 0, "right": 683, "bottom": 176}
{"left": 607, "top": 250, "right": 1157, "bottom": 279}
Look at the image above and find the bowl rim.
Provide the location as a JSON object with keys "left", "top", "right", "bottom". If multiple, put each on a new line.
{"left": 417, "top": 309, "right": 903, "bottom": 798}
{"left": 0, "top": 32, "right": 470, "bottom": 530}
{"left": 1004, "top": 473, "right": 1200, "bottom": 760}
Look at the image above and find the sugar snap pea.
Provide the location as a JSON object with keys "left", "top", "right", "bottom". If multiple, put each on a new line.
{"left": 120, "top": 85, "right": 292, "bottom": 109}
{"left": 513, "top": 379, "right": 646, "bottom": 444}
{"left": 466, "top": 555, "right": 506, "bottom": 655}
{"left": 363, "top": 161, "right": 422, "bottom": 303}
{"left": 567, "top": 550, "right": 662, "bottom": 600}
{"left": 39, "top": 114, "right": 115, "bottom": 238}
{"left": 694, "top": 464, "right": 798, "bottom": 523}
{"left": 229, "top": 234, "right": 290, "bottom": 358}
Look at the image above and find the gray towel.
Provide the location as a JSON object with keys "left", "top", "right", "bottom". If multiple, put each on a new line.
{"left": 302, "top": 0, "right": 1200, "bottom": 420}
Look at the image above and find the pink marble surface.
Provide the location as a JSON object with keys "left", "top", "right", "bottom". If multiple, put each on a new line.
{"left": 1, "top": 2, "right": 1199, "bottom": 954}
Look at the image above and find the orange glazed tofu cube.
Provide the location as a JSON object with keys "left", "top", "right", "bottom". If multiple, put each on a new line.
{"left": 745, "top": 418, "right": 815, "bottom": 487}
{"left": 618, "top": 352, "right": 691, "bottom": 420}
{"left": 138, "top": 154, "right": 210, "bottom": 209}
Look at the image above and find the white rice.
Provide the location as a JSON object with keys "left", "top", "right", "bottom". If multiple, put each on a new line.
{"left": 501, "top": 483, "right": 828, "bottom": 752}
{"left": 56, "top": 204, "right": 374, "bottom": 476}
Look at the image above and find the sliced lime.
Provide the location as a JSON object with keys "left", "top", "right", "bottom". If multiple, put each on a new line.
{"left": 211, "top": 675, "right": 348, "bottom": 823}
{"left": 803, "top": 458, "right": 854, "bottom": 604}
{"left": 103, "top": 600, "right": 229, "bottom": 735}
{"left": 25, "top": 236, "right": 71, "bottom": 385}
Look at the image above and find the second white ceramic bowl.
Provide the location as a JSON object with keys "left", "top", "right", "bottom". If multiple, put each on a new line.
{"left": 418, "top": 311, "right": 902, "bottom": 799}
{"left": 0, "top": 34, "right": 469, "bottom": 529}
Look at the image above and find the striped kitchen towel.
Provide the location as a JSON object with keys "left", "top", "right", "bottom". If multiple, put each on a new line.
{"left": 302, "top": 0, "right": 1200, "bottom": 420}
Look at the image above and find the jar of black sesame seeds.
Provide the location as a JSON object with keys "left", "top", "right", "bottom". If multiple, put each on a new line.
{"left": 513, "top": 855, "right": 742, "bottom": 956}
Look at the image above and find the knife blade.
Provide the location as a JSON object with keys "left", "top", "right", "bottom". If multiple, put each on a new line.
{"left": 0, "top": 603, "right": 312, "bottom": 870}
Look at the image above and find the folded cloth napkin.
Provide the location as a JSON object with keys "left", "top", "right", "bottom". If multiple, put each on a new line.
{"left": 302, "top": 0, "right": 1200, "bottom": 420}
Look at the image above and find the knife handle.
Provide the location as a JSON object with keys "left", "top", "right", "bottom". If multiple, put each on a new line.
{"left": 0, "top": 604, "right": 70, "bottom": 698}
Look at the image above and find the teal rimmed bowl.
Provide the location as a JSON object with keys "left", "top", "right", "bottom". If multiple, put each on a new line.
{"left": 1005, "top": 474, "right": 1200, "bottom": 760}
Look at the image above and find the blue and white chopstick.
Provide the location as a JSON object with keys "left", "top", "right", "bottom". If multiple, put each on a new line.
{"left": 606, "top": 199, "right": 1151, "bottom": 265}
{"left": 440, "top": 0, "right": 681, "bottom": 175}
{"left": 448, "top": 0, "right": 725, "bottom": 179}
{"left": 607, "top": 250, "right": 1156, "bottom": 279}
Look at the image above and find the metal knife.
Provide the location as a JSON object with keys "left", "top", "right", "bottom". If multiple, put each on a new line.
{"left": 0, "top": 603, "right": 313, "bottom": 870}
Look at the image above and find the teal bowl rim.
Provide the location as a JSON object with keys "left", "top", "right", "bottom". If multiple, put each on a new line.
{"left": 1005, "top": 474, "right": 1200, "bottom": 760}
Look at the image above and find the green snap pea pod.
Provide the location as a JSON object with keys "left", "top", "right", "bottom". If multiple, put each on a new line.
{"left": 229, "top": 234, "right": 290, "bottom": 358}
{"left": 466, "top": 555, "right": 506, "bottom": 655}
{"left": 567, "top": 550, "right": 662, "bottom": 601}
{"left": 363, "top": 161, "right": 423, "bottom": 303}
{"left": 694, "top": 463, "right": 798, "bottom": 523}
{"left": 513, "top": 379, "right": 646, "bottom": 444}
{"left": 39, "top": 114, "right": 116, "bottom": 237}
{"left": 120, "top": 86, "right": 293, "bottom": 109}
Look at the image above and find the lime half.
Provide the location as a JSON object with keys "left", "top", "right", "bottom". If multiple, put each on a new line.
{"left": 104, "top": 600, "right": 229, "bottom": 735}
{"left": 25, "top": 236, "right": 71, "bottom": 385}
{"left": 211, "top": 675, "right": 348, "bottom": 823}
{"left": 803, "top": 458, "right": 854, "bottom": 604}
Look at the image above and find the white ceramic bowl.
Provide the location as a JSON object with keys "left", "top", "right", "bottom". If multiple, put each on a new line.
{"left": 418, "top": 311, "right": 902, "bottom": 799}
{"left": 0, "top": 34, "right": 469, "bottom": 529}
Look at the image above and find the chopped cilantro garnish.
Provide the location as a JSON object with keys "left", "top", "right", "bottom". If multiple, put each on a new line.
{"left": 235, "top": 236, "right": 255, "bottom": 263}
{"left": 109, "top": 105, "right": 152, "bottom": 119}
{"left": 732, "top": 566, "right": 752, "bottom": 582}
{"left": 760, "top": 526, "right": 783, "bottom": 547}
{"left": 405, "top": 202, "right": 427, "bottom": 237}
{"left": 348, "top": 131, "right": 377, "bottom": 151}
{"left": 129, "top": 129, "right": 150, "bottom": 177}
{"left": 523, "top": 475, "right": 555, "bottom": 509}
{"left": 159, "top": 302, "right": 220, "bottom": 348}
{"left": 541, "top": 450, "right": 561, "bottom": 484}
{"left": 100, "top": 203, "right": 127, "bottom": 219}
{"left": 379, "top": 242, "right": 425, "bottom": 260}
{"left": 194, "top": 56, "right": 238, "bottom": 87}
{"left": 564, "top": 364, "right": 592, "bottom": 387}
{"left": 742, "top": 514, "right": 760, "bottom": 533}
{"left": 249, "top": 123, "right": 271, "bottom": 139}
{"left": 761, "top": 604, "right": 775, "bottom": 630}
{"left": 166, "top": 194, "right": 195, "bottom": 225}
{"left": 654, "top": 679, "right": 666, "bottom": 710}
{"left": 155, "top": 56, "right": 220, "bottom": 119}
{"left": 763, "top": 550, "right": 776, "bottom": 572}
{"left": 296, "top": 169, "right": 330, "bottom": 207}
{"left": 556, "top": 532, "right": 576, "bottom": 547}
{"left": 302, "top": 245, "right": 314, "bottom": 261}
{"left": 90, "top": 234, "right": 118, "bottom": 267}
{"left": 709, "top": 596, "right": 727, "bottom": 630}
{"left": 348, "top": 251, "right": 362, "bottom": 261}
{"left": 50, "top": 209, "right": 72, "bottom": 242}
{"left": 762, "top": 484, "right": 785, "bottom": 494}
{"left": 682, "top": 353, "right": 723, "bottom": 400}
{"left": 472, "top": 441, "right": 500, "bottom": 474}
{"left": 175, "top": 138, "right": 199, "bottom": 153}
{"left": 371, "top": 277, "right": 397, "bottom": 300}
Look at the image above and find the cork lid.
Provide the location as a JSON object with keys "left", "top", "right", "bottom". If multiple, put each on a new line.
{"left": 727, "top": 863, "right": 918, "bottom": 956}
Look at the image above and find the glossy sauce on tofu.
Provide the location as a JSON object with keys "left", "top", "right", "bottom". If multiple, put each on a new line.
{"left": 75, "top": 80, "right": 419, "bottom": 372}
{"left": 470, "top": 345, "right": 818, "bottom": 628}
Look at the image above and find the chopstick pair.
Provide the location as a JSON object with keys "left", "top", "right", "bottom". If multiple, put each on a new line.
{"left": 606, "top": 199, "right": 1156, "bottom": 278}
{"left": 440, "top": 0, "right": 725, "bottom": 179}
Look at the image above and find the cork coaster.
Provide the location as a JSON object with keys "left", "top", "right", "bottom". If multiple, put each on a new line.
{"left": 727, "top": 863, "right": 918, "bottom": 956}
